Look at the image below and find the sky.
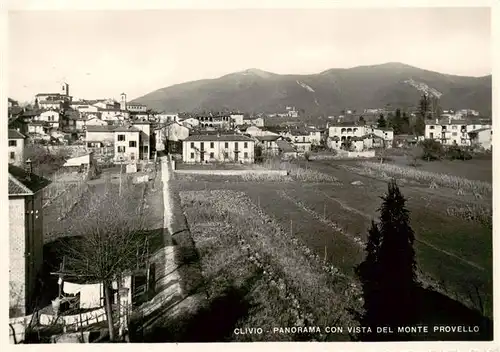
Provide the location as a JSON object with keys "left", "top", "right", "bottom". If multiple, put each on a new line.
{"left": 8, "top": 7, "right": 491, "bottom": 103}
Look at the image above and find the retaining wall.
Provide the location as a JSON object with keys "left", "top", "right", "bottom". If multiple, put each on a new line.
{"left": 174, "top": 169, "right": 288, "bottom": 176}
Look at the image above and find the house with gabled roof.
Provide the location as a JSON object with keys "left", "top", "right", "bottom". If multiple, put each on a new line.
{"left": 9, "top": 164, "right": 51, "bottom": 317}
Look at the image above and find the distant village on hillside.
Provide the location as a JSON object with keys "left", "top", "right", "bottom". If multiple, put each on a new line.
{"left": 8, "top": 81, "right": 492, "bottom": 168}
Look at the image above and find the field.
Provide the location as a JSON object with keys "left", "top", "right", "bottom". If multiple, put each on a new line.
{"left": 177, "top": 156, "right": 493, "bottom": 341}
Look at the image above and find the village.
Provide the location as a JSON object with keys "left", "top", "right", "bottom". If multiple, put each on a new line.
{"left": 7, "top": 78, "right": 493, "bottom": 343}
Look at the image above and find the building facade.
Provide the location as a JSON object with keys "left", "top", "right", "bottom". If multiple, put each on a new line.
{"left": 8, "top": 130, "right": 25, "bottom": 167}
{"left": 114, "top": 126, "right": 141, "bottom": 162}
{"left": 424, "top": 118, "right": 492, "bottom": 147}
{"left": 182, "top": 134, "right": 255, "bottom": 163}
{"left": 9, "top": 165, "right": 51, "bottom": 317}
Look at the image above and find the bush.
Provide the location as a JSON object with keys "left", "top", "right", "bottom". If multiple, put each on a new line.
{"left": 445, "top": 145, "right": 472, "bottom": 161}
{"left": 420, "top": 139, "right": 444, "bottom": 161}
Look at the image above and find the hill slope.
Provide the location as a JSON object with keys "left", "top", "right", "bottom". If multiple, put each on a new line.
{"left": 133, "top": 63, "right": 492, "bottom": 116}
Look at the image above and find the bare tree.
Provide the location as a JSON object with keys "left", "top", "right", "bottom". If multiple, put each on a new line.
{"left": 61, "top": 181, "right": 150, "bottom": 341}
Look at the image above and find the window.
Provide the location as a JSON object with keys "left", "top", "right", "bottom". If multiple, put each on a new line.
{"left": 118, "top": 146, "right": 125, "bottom": 153}
{"left": 452, "top": 132, "right": 457, "bottom": 136}
{"left": 235, "top": 142, "right": 239, "bottom": 149}
{"left": 131, "top": 153, "right": 135, "bottom": 160}
{"left": 302, "top": 137, "right": 306, "bottom": 142}
{"left": 10, "top": 152, "right": 15, "bottom": 160}
{"left": 118, "top": 134, "right": 125, "bottom": 141}
{"left": 430, "top": 126, "right": 435, "bottom": 130}
{"left": 190, "top": 153, "right": 194, "bottom": 159}
{"left": 129, "top": 141, "right": 137, "bottom": 147}
{"left": 452, "top": 125, "right": 457, "bottom": 130}
{"left": 244, "top": 142, "right": 248, "bottom": 148}
{"left": 210, "top": 142, "right": 214, "bottom": 148}
{"left": 210, "top": 152, "right": 214, "bottom": 159}
{"left": 191, "top": 142, "right": 195, "bottom": 148}
{"left": 244, "top": 152, "right": 248, "bottom": 158}
{"left": 8, "top": 140, "right": 16, "bottom": 147}
{"left": 429, "top": 132, "right": 434, "bottom": 139}
{"left": 225, "top": 142, "right": 229, "bottom": 148}
{"left": 200, "top": 142, "right": 204, "bottom": 150}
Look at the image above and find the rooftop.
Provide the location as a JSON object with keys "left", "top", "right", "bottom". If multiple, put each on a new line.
{"left": 85, "top": 125, "right": 117, "bottom": 132}
{"left": 185, "top": 134, "right": 254, "bottom": 142}
{"left": 8, "top": 129, "right": 25, "bottom": 139}
{"left": 36, "top": 93, "right": 61, "bottom": 97}
{"left": 276, "top": 140, "right": 295, "bottom": 152}
{"left": 255, "top": 135, "right": 280, "bottom": 141}
{"left": 8, "top": 164, "right": 51, "bottom": 196}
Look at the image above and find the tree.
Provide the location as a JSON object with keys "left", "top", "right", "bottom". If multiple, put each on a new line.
{"left": 401, "top": 111, "right": 410, "bottom": 134}
{"left": 355, "top": 180, "right": 420, "bottom": 341}
{"left": 418, "top": 94, "right": 431, "bottom": 120}
{"left": 62, "top": 183, "right": 150, "bottom": 341}
{"left": 377, "top": 114, "right": 387, "bottom": 128}
{"left": 24, "top": 144, "right": 71, "bottom": 178}
{"left": 420, "top": 139, "right": 444, "bottom": 161}
{"left": 389, "top": 109, "right": 403, "bottom": 134}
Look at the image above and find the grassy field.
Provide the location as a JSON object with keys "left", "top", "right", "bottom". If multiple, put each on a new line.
{"left": 176, "top": 156, "right": 492, "bottom": 340}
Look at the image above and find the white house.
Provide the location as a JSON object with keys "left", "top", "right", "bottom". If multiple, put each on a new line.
{"left": 86, "top": 117, "right": 107, "bottom": 126}
{"left": 157, "top": 113, "right": 180, "bottom": 124}
{"left": 76, "top": 105, "right": 99, "bottom": 114}
{"left": 38, "top": 110, "right": 60, "bottom": 129}
{"left": 130, "top": 121, "right": 151, "bottom": 160}
{"left": 114, "top": 126, "right": 141, "bottom": 163}
{"left": 100, "top": 108, "right": 129, "bottom": 121}
{"left": 468, "top": 127, "right": 492, "bottom": 150}
{"left": 243, "top": 117, "right": 264, "bottom": 127}
{"left": 181, "top": 117, "right": 200, "bottom": 129}
{"left": 328, "top": 124, "right": 393, "bottom": 151}
{"left": 230, "top": 114, "right": 244, "bottom": 126}
{"left": 424, "top": 118, "right": 492, "bottom": 147}
{"left": 155, "top": 122, "right": 190, "bottom": 152}
{"left": 27, "top": 121, "right": 48, "bottom": 135}
{"left": 183, "top": 134, "right": 255, "bottom": 163}
{"left": 8, "top": 130, "right": 25, "bottom": 167}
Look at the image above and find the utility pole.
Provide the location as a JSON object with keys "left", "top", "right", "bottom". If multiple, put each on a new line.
{"left": 119, "top": 154, "right": 124, "bottom": 196}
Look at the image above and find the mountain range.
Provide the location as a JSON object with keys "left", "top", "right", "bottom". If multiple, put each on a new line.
{"left": 132, "top": 63, "right": 492, "bottom": 117}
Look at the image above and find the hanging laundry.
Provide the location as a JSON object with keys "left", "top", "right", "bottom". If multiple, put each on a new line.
{"left": 63, "top": 281, "right": 83, "bottom": 295}
{"left": 63, "top": 281, "right": 103, "bottom": 309}
{"left": 79, "top": 284, "right": 103, "bottom": 309}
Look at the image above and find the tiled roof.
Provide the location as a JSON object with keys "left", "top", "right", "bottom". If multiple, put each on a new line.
{"left": 276, "top": 140, "right": 295, "bottom": 152}
{"left": 85, "top": 125, "right": 117, "bottom": 132}
{"left": 8, "top": 164, "right": 51, "bottom": 196}
{"left": 8, "top": 129, "right": 25, "bottom": 139}
{"left": 113, "top": 126, "right": 141, "bottom": 133}
{"left": 36, "top": 93, "right": 61, "bottom": 96}
{"left": 22, "top": 110, "right": 42, "bottom": 117}
{"left": 255, "top": 135, "right": 280, "bottom": 141}
{"left": 469, "top": 127, "right": 491, "bottom": 133}
{"left": 39, "top": 100, "right": 62, "bottom": 104}
{"left": 185, "top": 134, "right": 254, "bottom": 142}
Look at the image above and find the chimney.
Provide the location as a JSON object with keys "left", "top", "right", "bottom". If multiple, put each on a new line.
{"left": 25, "top": 158, "right": 33, "bottom": 180}
{"left": 435, "top": 118, "right": 439, "bottom": 124}
{"left": 448, "top": 116, "right": 452, "bottom": 125}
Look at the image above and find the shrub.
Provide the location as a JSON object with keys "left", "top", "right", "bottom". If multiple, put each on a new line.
{"left": 445, "top": 145, "right": 472, "bottom": 161}
{"left": 420, "top": 139, "right": 444, "bottom": 161}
